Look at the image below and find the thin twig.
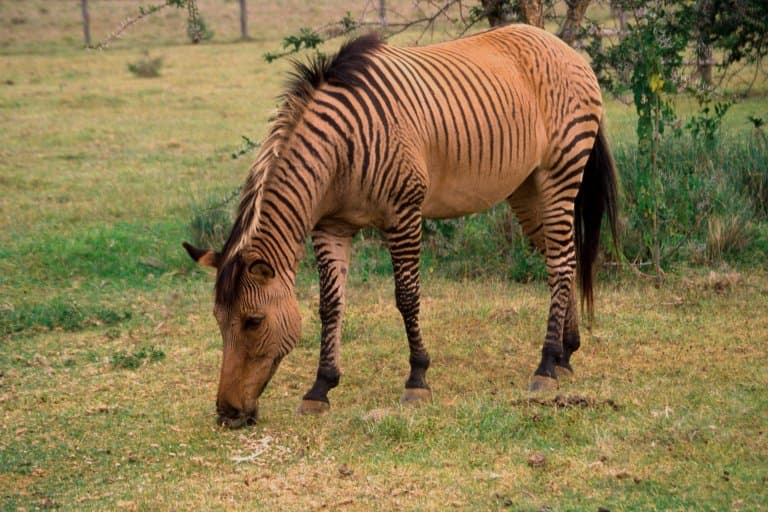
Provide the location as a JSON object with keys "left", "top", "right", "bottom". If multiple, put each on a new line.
{"left": 89, "top": 1, "right": 171, "bottom": 50}
{"left": 202, "top": 187, "right": 242, "bottom": 212}
{"left": 383, "top": 0, "right": 462, "bottom": 41}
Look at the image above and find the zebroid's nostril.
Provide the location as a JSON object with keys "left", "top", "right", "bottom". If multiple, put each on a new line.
{"left": 216, "top": 400, "right": 240, "bottom": 420}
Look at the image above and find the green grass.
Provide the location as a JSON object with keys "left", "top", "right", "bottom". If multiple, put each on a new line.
{"left": 0, "top": 298, "right": 130, "bottom": 338}
{"left": 110, "top": 344, "right": 166, "bottom": 370}
{"left": 1, "top": 3, "right": 767, "bottom": 511}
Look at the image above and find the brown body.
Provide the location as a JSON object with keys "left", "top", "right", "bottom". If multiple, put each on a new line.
{"left": 185, "top": 25, "right": 618, "bottom": 427}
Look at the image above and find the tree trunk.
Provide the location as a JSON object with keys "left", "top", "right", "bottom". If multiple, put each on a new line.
{"left": 480, "top": 0, "right": 508, "bottom": 27}
{"left": 558, "top": 0, "right": 591, "bottom": 45}
{"left": 239, "top": 0, "right": 248, "bottom": 40}
{"left": 613, "top": 0, "right": 627, "bottom": 33}
{"left": 81, "top": 0, "right": 91, "bottom": 47}
{"left": 519, "top": 0, "right": 544, "bottom": 28}
{"left": 697, "top": 41, "right": 713, "bottom": 85}
{"left": 695, "top": 0, "right": 715, "bottom": 86}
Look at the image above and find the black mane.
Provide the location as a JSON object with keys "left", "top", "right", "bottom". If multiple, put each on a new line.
{"left": 215, "top": 233, "right": 246, "bottom": 306}
{"left": 283, "top": 32, "right": 384, "bottom": 104}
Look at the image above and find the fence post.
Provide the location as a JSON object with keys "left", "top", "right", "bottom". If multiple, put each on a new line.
{"left": 239, "top": 0, "right": 248, "bottom": 40}
{"left": 81, "top": 0, "right": 91, "bottom": 47}
{"left": 379, "top": 0, "right": 387, "bottom": 30}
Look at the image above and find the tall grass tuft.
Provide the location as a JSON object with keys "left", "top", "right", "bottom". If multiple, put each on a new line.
{"left": 127, "top": 53, "right": 163, "bottom": 78}
{"left": 188, "top": 190, "right": 237, "bottom": 250}
{"left": 706, "top": 214, "right": 753, "bottom": 263}
{"left": 732, "top": 138, "right": 768, "bottom": 218}
{"left": 616, "top": 133, "right": 767, "bottom": 266}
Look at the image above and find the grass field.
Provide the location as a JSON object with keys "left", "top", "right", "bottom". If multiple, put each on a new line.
{"left": 1, "top": 2, "right": 767, "bottom": 511}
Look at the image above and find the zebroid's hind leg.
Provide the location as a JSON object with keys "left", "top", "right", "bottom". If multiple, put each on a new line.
{"left": 385, "top": 207, "right": 432, "bottom": 406}
{"left": 530, "top": 200, "right": 579, "bottom": 392}
{"left": 298, "top": 226, "right": 356, "bottom": 415}
{"left": 507, "top": 175, "right": 575, "bottom": 391}
{"left": 556, "top": 292, "right": 580, "bottom": 379}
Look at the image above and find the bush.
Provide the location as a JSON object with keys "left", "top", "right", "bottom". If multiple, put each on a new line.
{"left": 127, "top": 53, "right": 163, "bottom": 78}
{"left": 615, "top": 133, "right": 768, "bottom": 266}
{"left": 187, "top": 15, "right": 213, "bottom": 43}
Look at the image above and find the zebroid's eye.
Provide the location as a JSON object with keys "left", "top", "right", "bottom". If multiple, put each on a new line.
{"left": 243, "top": 315, "right": 264, "bottom": 330}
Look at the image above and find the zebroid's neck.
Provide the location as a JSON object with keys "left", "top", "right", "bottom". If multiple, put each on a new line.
{"left": 240, "top": 126, "right": 337, "bottom": 287}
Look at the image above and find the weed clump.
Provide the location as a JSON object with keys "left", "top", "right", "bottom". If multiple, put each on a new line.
{"left": 111, "top": 345, "right": 165, "bottom": 370}
{"left": 127, "top": 53, "right": 163, "bottom": 78}
{"left": 187, "top": 15, "right": 214, "bottom": 44}
{"left": 188, "top": 190, "right": 237, "bottom": 250}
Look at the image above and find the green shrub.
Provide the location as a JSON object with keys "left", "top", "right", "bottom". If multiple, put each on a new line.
{"left": 188, "top": 190, "right": 237, "bottom": 250}
{"left": 615, "top": 133, "right": 768, "bottom": 266}
{"left": 127, "top": 54, "right": 163, "bottom": 78}
{"left": 111, "top": 345, "right": 165, "bottom": 370}
{"left": 187, "top": 15, "right": 213, "bottom": 43}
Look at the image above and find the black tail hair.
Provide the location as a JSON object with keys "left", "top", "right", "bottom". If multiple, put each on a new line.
{"left": 574, "top": 122, "right": 620, "bottom": 319}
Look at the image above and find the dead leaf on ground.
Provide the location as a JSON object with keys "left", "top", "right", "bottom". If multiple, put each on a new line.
{"left": 528, "top": 452, "right": 546, "bottom": 468}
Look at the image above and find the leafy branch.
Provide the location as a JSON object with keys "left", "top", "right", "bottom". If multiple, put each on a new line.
{"left": 231, "top": 135, "right": 260, "bottom": 159}
{"left": 264, "top": 28, "right": 325, "bottom": 63}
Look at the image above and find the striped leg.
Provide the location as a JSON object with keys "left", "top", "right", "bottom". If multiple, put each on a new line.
{"left": 298, "top": 226, "right": 355, "bottom": 415}
{"left": 557, "top": 292, "right": 580, "bottom": 378}
{"left": 508, "top": 174, "right": 575, "bottom": 388}
{"left": 385, "top": 212, "right": 432, "bottom": 405}
{"left": 530, "top": 201, "right": 578, "bottom": 391}
{"left": 510, "top": 205, "right": 580, "bottom": 383}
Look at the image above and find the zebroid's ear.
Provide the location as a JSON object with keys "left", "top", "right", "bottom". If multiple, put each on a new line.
{"left": 182, "top": 242, "right": 220, "bottom": 269}
{"left": 248, "top": 260, "right": 275, "bottom": 285}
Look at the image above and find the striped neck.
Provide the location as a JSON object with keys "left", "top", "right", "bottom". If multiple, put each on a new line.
{"left": 246, "top": 121, "right": 336, "bottom": 287}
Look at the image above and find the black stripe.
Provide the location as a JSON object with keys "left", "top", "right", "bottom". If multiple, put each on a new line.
{"left": 262, "top": 196, "right": 304, "bottom": 244}
{"left": 405, "top": 63, "right": 453, "bottom": 160}
{"left": 372, "top": 57, "right": 423, "bottom": 129}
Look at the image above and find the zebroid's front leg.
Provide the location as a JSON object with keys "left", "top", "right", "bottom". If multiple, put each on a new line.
{"left": 385, "top": 209, "right": 432, "bottom": 405}
{"left": 297, "top": 227, "right": 355, "bottom": 415}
